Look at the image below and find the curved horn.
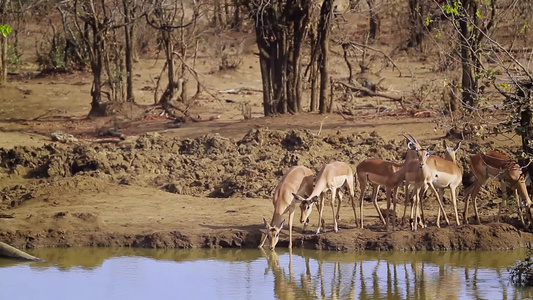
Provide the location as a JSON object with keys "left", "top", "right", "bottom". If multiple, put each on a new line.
{"left": 402, "top": 133, "right": 415, "bottom": 143}
{"left": 407, "top": 133, "right": 419, "bottom": 144}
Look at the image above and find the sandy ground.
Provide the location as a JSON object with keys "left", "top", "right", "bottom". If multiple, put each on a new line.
{"left": 1, "top": 19, "right": 531, "bottom": 252}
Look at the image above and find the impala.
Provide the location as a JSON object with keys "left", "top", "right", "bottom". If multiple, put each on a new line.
{"left": 463, "top": 150, "right": 533, "bottom": 227}
{"left": 294, "top": 161, "right": 356, "bottom": 234}
{"left": 403, "top": 134, "right": 450, "bottom": 231}
{"left": 429, "top": 140, "right": 463, "bottom": 226}
{"left": 259, "top": 165, "right": 314, "bottom": 250}
{"left": 356, "top": 136, "right": 419, "bottom": 229}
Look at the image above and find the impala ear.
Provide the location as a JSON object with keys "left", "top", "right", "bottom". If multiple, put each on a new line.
{"left": 280, "top": 220, "right": 285, "bottom": 230}
{"left": 455, "top": 141, "right": 462, "bottom": 151}
{"left": 310, "top": 196, "right": 319, "bottom": 204}
{"left": 263, "top": 218, "right": 269, "bottom": 229}
{"left": 428, "top": 144, "right": 436, "bottom": 152}
{"left": 443, "top": 140, "right": 448, "bottom": 149}
{"left": 292, "top": 193, "right": 304, "bottom": 202}
{"left": 407, "top": 141, "right": 416, "bottom": 150}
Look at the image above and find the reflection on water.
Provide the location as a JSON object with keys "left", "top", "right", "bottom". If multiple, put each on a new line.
{"left": 1, "top": 248, "right": 533, "bottom": 299}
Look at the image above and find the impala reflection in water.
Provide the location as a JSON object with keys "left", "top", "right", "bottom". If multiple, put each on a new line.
{"left": 1, "top": 248, "right": 532, "bottom": 300}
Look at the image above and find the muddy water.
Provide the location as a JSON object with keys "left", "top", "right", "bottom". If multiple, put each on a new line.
{"left": 1, "top": 248, "right": 532, "bottom": 299}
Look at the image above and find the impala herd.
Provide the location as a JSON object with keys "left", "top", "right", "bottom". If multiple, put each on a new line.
{"left": 260, "top": 134, "right": 533, "bottom": 250}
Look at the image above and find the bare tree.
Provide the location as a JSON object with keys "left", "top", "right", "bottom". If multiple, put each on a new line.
{"left": 145, "top": 0, "right": 200, "bottom": 116}
{"left": 245, "top": 0, "right": 312, "bottom": 116}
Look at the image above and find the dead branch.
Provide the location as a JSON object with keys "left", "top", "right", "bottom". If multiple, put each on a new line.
{"left": 335, "top": 80, "right": 401, "bottom": 100}
{"left": 341, "top": 41, "right": 402, "bottom": 77}
{"left": 336, "top": 104, "right": 356, "bottom": 121}
{"left": 172, "top": 51, "right": 224, "bottom": 105}
{"left": 0, "top": 242, "right": 41, "bottom": 261}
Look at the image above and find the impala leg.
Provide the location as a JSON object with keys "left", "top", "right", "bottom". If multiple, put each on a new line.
{"left": 497, "top": 182, "right": 508, "bottom": 223}
{"left": 450, "top": 185, "right": 460, "bottom": 226}
{"left": 470, "top": 183, "right": 483, "bottom": 225}
{"left": 385, "top": 187, "right": 392, "bottom": 227}
{"left": 317, "top": 194, "right": 326, "bottom": 234}
{"left": 258, "top": 233, "right": 267, "bottom": 248}
{"left": 351, "top": 190, "right": 358, "bottom": 227}
{"left": 417, "top": 186, "right": 427, "bottom": 228}
{"left": 410, "top": 186, "right": 418, "bottom": 231}
{"left": 429, "top": 182, "right": 450, "bottom": 226}
{"left": 336, "top": 189, "right": 343, "bottom": 221}
{"left": 412, "top": 186, "right": 421, "bottom": 231}
{"left": 348, "top": 175, "right": 358, "bottom": 227}
{"left": 392, "top": 187, "right": 398, "bottom": 230}
{"left": 515, "top": 188, "right": 526, "bottom": 228}
{"left": 288, "top": 208, "right": 295, "bottom": 249}
{"left": 403, "top": 183, "right": 412, "bottom": 225}
{"left": 330, "top": 187, "right": 339, "bottom": 233}
{"left": 436, "top": 188, "right": 444, "bottom": 227}
{"left": 372, "top": 184, "right": 386, "bottom": 225}
{"left": 359, "top": 177, "right": 367, "bottom": 229}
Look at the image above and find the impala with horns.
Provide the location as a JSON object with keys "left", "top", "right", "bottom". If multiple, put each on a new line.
{"left": 356, "top": 135, "right": 420, "bottom": 229}
{"left": 294, "top": 161, "right": 356, "bottom": 234}
{"left": 259, "top": 165, "right": 314, "bottom": 250}
{"left": 427, "top": 140, "right": 464, "bottom": 226}
{"left": 403, "top": 134, "right": 451, "bottom": 231}
{"left": 463, "top": 151, "right": 533, "bottom": 227}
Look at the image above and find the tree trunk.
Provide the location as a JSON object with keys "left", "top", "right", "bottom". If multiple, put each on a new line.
{"left": 256, "top": 29, "right": 274, "bottom": 116}
{"left": 366, "top": 0, "right": 380, "bottom": 41}
{"left": 407, "top": 0, "right": 424, "bottom": 49}
{"left": 123, "top": 0, "right": 135, "bottom": 102}
{"left": 318, "top": 0, "right": 333, "bottom": 114}
{"left": 87, "top": 21, "right": 105, "bottom": 118}
{"left": 458, "top": 0, "right": 475, "bottom": 109}
{"left": 0, "top": 34, "right": 6, "bottom": 84}
{"left": 232, "top": 0, "right": 241, "bottom": 29}
{"left": 161, "top": 29, "right": 175, "bottom": 104}
{"left": 518, "top": 82, "right": 533, "bottom": 180}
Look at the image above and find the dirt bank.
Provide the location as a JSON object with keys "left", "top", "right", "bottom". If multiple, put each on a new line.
{"left": 1, "top": 128, "right": 530, "bottom": 251}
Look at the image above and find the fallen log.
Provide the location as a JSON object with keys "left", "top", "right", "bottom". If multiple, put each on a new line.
{"left": 0, "top": 242, "right": 41, "bottom": 261}
{"left": 335, "top": 80, "right": 407, "bottom": 110}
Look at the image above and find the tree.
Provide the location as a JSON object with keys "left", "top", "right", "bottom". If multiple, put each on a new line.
{"left": 440, "top": 0, "right": 496, "bottom": 109}
{"left": 0, "top": 23, "right": 11, "bottom": 85}
{"left": 245, "top": 0, "right": 312, "bottom": 116}
{"left": 145, "top": 0, "right": 198, "bottom": 113}
{"left": 0, "top": 0, "right": 12, "bottom": 85}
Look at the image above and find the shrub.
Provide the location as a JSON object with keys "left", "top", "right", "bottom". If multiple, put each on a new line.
{"left": 509, "top": 247, "right": 533, "bottom": 286}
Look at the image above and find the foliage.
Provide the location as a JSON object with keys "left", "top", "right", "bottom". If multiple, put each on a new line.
{"left": 510, "top": 247, "right": 533, "bottom": 286}
{"left": 0, "top": 24, "right": 11, "bottom": 37}
{"left": 7, "top": 44, "right": 22, "bottom": 67}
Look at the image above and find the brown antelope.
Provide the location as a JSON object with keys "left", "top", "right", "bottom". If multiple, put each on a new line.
{"left": 463, "top": 151, "right": 533, "bottom": 227}
{"left": 429, "top": 140, "right": 463, "bottom": 226}
{"left": 356, "top": 138, "right": 420, "bottom": 229}
{"left": 259, "top": 165, "right": 314, "bottom": 250}
{"left": 294, "top": 161, "right": 356, "bottom": 234}
{"left": 403, "top": 134, "right": 450, "bottom": 231}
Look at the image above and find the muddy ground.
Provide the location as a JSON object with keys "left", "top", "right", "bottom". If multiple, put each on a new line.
{"left": 1, "top": 10, "right": 532, "bottom": 252}
{"left": 2, "top": 127, "right": 532, "bottom": 252}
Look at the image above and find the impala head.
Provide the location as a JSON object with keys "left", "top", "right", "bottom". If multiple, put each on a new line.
{"left": 263, "top": 217, "right": 285, "bottom": 250}
{"left": 293, "top": 193, "right": 318, "bottom": 225}
{"left": 404, "top": 133, "right": 434, "bottom": 169}
{"left": 443, "top": 140, "right": 461, "bottom": 163}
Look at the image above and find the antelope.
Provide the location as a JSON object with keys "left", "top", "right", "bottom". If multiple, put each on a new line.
{"left": 259, "top": 165, "right": 314, "bottom": 250}
{"left": 429, "top": 140, "right": 464, "bottom": 226}
{"left": 403, "top": 134, "right": 451, "bottom": 231}
{"left": 356, "top": 137, "right": 420, "bottom": 229}
{"left": 294, "top": 161, "right": 356, "bottom": 234}
{"left": 463, "top": 151, "right": 533, "bottom": 227}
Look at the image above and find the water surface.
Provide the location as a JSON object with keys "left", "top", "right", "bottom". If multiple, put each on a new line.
{"left": 1, "top": 248, "right": 532, "bottom": 299}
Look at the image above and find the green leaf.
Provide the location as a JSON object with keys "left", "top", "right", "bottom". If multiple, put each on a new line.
{"left": 0, "top": 24, "right": 12, "bottom": 37}
{"left": 476, "top": 10, "right": 482, "bottom": 18}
